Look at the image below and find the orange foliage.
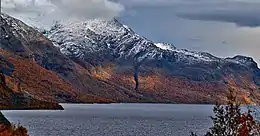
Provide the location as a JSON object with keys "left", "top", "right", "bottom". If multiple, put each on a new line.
{"left": 139, "top": 75, "right": 162, "bottom": 90}
{"left": 0, "top": 124, "right": 28, "bottom": 136}
{"left": 7, "top": 57, "right": 77, "bottom": 102}
{"left": 1, "top": 48, "right": 259, "bottom": 104}
{"left": 243, "top": 95, "right": 256, "bottom": 105}
{"left": 91, "top": 65, "right": 114, "bottom": 80}
{"left": 92, "top": 64, "right": 260, "bottom": 104}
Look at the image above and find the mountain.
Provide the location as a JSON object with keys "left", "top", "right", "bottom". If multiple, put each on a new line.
{"left": 1, "top": 13, "right": 260, "bottom": 104}
{"left": 46, "top": 18, "right": 260, "bottom": 103}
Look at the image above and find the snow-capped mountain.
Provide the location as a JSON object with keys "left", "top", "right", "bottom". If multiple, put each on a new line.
{"left": 47, "top": 18, "right": 211, "bottom": 63}
{"left": 45, "top": 18, "right": 258, "bottom": 73}
{"left": 46, "top": 18, "right": 259, "bottom": 67}
{"left": 46, "top": 18, "right": 159, "bottom": 63}
{"left": 2, "top": 10, "right": 255, "bottom": 68}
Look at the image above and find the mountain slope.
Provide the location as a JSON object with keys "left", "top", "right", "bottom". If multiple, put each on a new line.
{"left": 0, "top": 55, "right": 62, "bottom": 110}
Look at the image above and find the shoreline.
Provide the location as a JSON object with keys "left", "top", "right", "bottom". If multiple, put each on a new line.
{"left": 1, "top": 102, "right": 257, "bottom": 111}
{"left": 60, "top": 102, "right": 259, "bottom": 106}
{"left": 0, "top": 104, "right": 64, "bottom": 110}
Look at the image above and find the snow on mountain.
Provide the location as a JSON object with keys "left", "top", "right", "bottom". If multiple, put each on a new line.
{"left": 46, "top": 18, "right": 231, "bottom": 65}
{"left": 3, "top": 11, "right": 254, "bottom": 67}
{"left": 1, "top": 13, "right": 32, "bottom": 40}
{"left": 155, "top": 43, "right": 176, "bottom": 51}
{"left": 1, "top": 13, "right": 46, "bottom": 46}
{"left": 46, "top": 18, "right": 159, "bottom": 62}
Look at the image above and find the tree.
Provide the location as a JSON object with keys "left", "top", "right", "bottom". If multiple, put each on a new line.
{"left": 192, "top": 89, "right": 260, "bottom": 136}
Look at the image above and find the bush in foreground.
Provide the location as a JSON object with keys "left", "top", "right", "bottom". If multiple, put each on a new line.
{"left": 0, "top": 112, "right": 28, "bottom": 136}
{"left": 0, "top": 123, "right": 28, "bottom": 136}
{"left": 192, "top": 90, "right": 260, "bottom": 136}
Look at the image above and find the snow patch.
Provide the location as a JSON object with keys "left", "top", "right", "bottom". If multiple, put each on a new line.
{"left": 155, "top": 43, "right": 175, "bottom": 51}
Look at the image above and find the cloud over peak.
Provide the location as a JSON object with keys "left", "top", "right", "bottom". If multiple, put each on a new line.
{"left": 2, "top": 0, "right": 124, "bottom": 28}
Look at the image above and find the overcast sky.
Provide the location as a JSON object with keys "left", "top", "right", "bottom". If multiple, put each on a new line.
{"left": 117, "top": 0, "right": 260, "bottom": 64}
{"left": 1, "top": 0, "right": 260, "bottom": 64}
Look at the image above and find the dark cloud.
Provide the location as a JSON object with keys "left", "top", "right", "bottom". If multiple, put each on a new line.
{"left": 118, "top": 0, "right": 260, "bottom": 27}
{"left": 177, "top": 3, "right": 260, "bottom": 27}
{"left": 178, "top": 13, "right": 260, "bottom": 27}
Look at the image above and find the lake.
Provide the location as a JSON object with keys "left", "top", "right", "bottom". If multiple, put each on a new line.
{"left": 2, "top": 104, "right": 214, "bottom": 136}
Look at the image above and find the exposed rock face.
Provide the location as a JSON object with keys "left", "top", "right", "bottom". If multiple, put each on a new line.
{"left": 1, "top": 13, "right": 260, "bottom": 104}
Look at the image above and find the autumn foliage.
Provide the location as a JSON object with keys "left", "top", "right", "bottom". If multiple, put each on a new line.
{"left": 0, "top": 112, "right": 28, "bottom": 136}
{"left": 0, "top": 124, "right": 28, "bottom": 136}
{"left": 192, "top": 89, "right": 260, "bottom": 136}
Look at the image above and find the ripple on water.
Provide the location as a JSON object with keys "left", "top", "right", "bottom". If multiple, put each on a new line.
{"left": 2, "top": 104, "right": 214, "bottom": 136}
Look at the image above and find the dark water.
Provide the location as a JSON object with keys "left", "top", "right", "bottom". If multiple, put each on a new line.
{"left": 2, "top": 104, "right": 214, "bottom": 136}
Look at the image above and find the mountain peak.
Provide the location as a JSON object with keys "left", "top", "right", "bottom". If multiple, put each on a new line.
{"left": 155, "top": 43, "right": 177, "bottom": 51}
{"left": 227, "top": 55, "right": 258, "bottom": 68}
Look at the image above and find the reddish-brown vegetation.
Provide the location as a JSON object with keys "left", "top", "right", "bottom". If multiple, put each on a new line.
{"left": 0, "top": 58, "right": 63, "bottom": 109}
{"left": 88, "top": 64, "right": 260, "bottom": 104}
{"left": 1, "top": 48, "right": 259, "bottom": 104}
{"left": 0, "top": 50, "right": 77, "bottom": 102}
{"left": 0, "top": 124, "right": 29, "bottom": 136}
{"left": 7, "top": 56, "right": 77, "bottom": 102}
{"left": 0, "top": 49, "right": 121, "bottom": 104}
{"left": 0, "top": 112, "right": 28, "bottom": 136}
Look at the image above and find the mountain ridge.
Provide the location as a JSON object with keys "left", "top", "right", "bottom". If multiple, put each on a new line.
{"left": 46, "top": 18, "right": 258, "bottom": 67}
{"left": 1, "top": 13, "right": 260, "bottom": 104}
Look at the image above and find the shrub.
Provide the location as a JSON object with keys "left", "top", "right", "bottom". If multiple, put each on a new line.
{"left": 0, "top": 123, "right": 29, "bottom": 136}
{"left": 192, "top": 89, "right": 260, "bottom": 136}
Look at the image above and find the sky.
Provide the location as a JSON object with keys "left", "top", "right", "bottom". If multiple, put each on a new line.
{"left": 1, "top": 0, "right": 260, "bottom": 64}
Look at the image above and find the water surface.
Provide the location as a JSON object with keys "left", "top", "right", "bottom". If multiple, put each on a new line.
{"left": 2, "top": 104, "right": 213, "bottom": 136}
